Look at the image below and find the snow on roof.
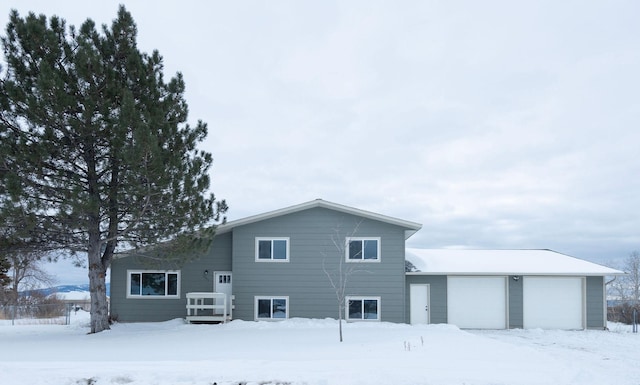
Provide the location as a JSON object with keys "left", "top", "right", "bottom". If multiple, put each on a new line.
{"left": 406, "top": 248, "right": 624, "bottom": 276}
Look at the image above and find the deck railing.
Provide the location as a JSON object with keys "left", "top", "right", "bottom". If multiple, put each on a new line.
{"left": 185, "top": 292, "right": 233, "bottom": 323}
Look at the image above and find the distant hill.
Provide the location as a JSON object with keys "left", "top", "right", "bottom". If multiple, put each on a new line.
{"left": 21, "top": 283, "right": 110, "bottom": 297}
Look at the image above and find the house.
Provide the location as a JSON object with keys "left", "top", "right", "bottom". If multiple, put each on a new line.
{"left": 109, "top": 199, "right": 623, "bottom": 329}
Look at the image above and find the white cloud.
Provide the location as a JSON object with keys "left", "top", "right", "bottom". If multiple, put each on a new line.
{"left": 2, "top": 0, "right": 639, "bottom": 278}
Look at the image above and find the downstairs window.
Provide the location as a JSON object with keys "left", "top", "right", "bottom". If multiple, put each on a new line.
{"left": 127, "top": 271, "right": 180, "bottom": 298}
{"left": 255, "top": 296, "right": 289, "bottom": 320}
{"left": 346, "top": 296, "right": 380, "bottom": 321}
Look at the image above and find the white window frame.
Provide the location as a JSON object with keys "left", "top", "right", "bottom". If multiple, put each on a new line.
{"left": 346, "top": 296, "right": 381, "bottom": 321}
{"left": 126, "top": 270, "right": 180, "bottom": 299}
{"left": 345, "top": 237, "right": 381, "bottom": 262}
{"left": 255, "top": 237, "right": 290, "bottom": 262}
{"left": 254, "top": 296, "right": 289, "bottom": 320}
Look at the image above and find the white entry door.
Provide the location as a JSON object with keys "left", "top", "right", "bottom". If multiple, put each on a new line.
{"left": 410, "top": 284, "right": 430, "bottom": 324}
{"left": 214, "top": 271, "right": 232, "bottom": 315}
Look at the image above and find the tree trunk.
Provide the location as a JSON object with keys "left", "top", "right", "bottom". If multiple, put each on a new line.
{"left": 338, "top": 302, "right": 343, "bottom": 342}
{"left": 10, "top": 265, "right": 19, "bottom": 306}
{"left": 88, "top": 255, "right": 110, "bottom": 333}
{"left": 88, "top": 235, "right": 110, "bottom": 333}
{"left": 85, "top": 135, "right": 110, "bottom": 333}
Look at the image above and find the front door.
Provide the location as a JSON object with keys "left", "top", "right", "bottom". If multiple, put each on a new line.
{"left": 410, "top": 284, "right": 430, "bottom": 324}
{"left": 214, "top": 271, "right": 232, "bottom": 315}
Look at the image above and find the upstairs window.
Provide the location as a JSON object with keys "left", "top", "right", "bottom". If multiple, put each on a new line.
{"left": 127, "top": 271, "right": 180, "bottom": 298}
{"left": 346, "top": 237, "right": 380, "bottom": 262}
{"left": 256, "top": 237, "right": 290, "bottom": 262}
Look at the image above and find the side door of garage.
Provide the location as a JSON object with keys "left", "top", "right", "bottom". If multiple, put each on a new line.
{"left": 410, "top": 284, "right": 430, "bottom": 324}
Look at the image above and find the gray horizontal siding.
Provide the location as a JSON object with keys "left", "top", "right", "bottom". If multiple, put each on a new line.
{"left": 508, "top": 276, "right": 523, "bottom": 329}
{"left": 586, "top": 276, "right": 605, "bottom": 329}
{"left": 405, "top": 275, "right": 447, "bottom": 324}
{"left": 231, "top": 207, "right": 407, "bottom": 322}
{"left": 507, "top": 275, "right": 607, "bottom": 329}
{"left": 110, "top": 232, "right": 232, "bottom": 322}
{"left": 406, "top": 274, "right": 608, "bottom": 330}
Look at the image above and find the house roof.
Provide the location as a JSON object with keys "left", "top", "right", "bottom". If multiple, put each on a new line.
{"left": 216, "top": 199, "right": 422, "bottom": 239}
{"left": 406, "top": 248, "right": 624, "bottom": 276}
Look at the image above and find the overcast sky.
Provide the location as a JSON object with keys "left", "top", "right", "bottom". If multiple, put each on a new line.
{"left": 3, "top": 1, "right": 639, "bottom": 284}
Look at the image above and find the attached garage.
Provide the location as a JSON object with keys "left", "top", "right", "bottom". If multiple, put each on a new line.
{"left": 523, "top": 277, "right": 584, "bottom": 329}
{"left": 447, "top": 276, "right": 507, "bottom": 329}
{"left": 405, "top": 249, "right": 624, "bottom": 330}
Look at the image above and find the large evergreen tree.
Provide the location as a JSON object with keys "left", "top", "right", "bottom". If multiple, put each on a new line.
{"left": 0, "top": 6, "right": 226, "bottom": 332}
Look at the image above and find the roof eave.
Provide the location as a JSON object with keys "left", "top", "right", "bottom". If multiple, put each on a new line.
{"left": 216, "top": 199, "right": 422, "bottom": 238}
{"left": 406, "top": 271, "right": 626, "bottom": 276}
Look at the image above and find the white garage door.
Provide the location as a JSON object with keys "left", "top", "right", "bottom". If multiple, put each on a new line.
{"left": 523, "top": 277, "right": 584, "bottom": 330}
{"left": 447, "top": 276, "right": 507, "bottom": 329}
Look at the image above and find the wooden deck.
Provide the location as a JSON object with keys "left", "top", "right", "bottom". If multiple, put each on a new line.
{"left": 185, "top": 292, "right": 233, "bottom": 323}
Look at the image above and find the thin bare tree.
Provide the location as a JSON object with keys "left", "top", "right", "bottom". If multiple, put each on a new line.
{"left": 607, "top": 251, "right": 640, "bottom": 304}
{"left": 6, "top": 251, "right": 57, "bottom": 305}
{"left": 322, "top": 221, "right": 370, "bottom": 342}
{"left": 623, "top": 251, "right": 640, "bottom": 304}
{"left": 607, "top": 275, "right": 627, "bottom": 302}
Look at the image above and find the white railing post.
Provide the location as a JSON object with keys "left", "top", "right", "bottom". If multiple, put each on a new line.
{"left": 185, "top": 292, "right": 233, "bottom": 323}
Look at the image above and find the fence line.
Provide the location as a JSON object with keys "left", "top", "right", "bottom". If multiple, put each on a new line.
{"left": 0, "top": 303, "right": 72, "bottom": 325}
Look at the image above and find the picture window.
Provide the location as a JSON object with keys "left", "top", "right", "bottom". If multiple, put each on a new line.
{"left": 127, "top": 271, "right": 180, "bottom": 298}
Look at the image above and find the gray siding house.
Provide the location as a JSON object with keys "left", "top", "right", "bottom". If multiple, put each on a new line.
{"left": 110, "top": 199, "right": 623, "bottom": 329}
{"left": 110, "top": 199, "right": 421, "bottom": 323}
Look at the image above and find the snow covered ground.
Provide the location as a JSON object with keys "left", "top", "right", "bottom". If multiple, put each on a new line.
{"left": 1, "top": 311, "right": 638, "bottom": 385}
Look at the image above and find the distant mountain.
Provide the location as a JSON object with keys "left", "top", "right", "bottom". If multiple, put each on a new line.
{"left": 21, "top": 283, "right": 110, "bottom": 297}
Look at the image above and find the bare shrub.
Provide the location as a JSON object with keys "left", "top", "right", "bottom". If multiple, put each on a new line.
{"left": 33, "top": 294, "right": 66, "bottom": 318}
{"left": 608, "top": 302, "right": 640, "bottom": 324}
{"left": 5, "top": 291, "right": 67, "bottom": 320}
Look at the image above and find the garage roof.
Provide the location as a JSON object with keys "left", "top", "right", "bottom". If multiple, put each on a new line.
{"left": 406, "top": 248, "right": 624, "bottom": 276}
